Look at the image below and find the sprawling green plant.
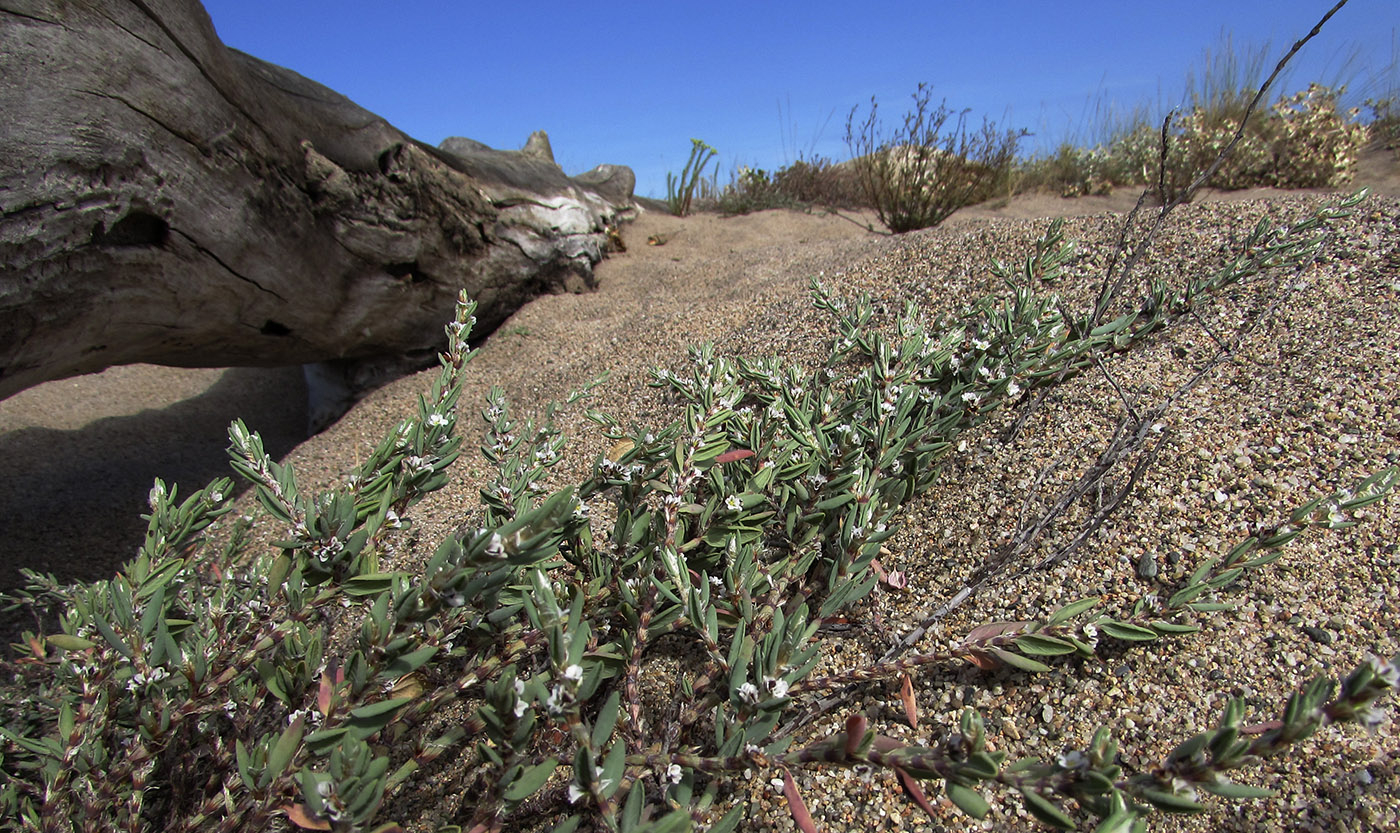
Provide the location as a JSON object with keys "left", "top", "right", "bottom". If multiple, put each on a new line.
{"left": 666, "top": 139, "right": 718, "bottom": 217}
{"left": 845, "top": 82, "right": 1024, "bottom": 232}
{"left": 1, "top": 177, "right": 1393, "bottom": 833}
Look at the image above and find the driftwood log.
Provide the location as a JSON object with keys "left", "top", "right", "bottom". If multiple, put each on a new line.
{"left": 0, "top": 0, "right": 636, "bottom": 424}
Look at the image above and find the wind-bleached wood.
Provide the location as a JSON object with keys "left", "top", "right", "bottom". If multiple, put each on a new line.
{"left": 0, "top": 0, "right": 635, "bottom": 406}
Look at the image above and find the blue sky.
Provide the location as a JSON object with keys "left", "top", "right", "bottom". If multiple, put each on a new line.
{"left": 201, "top": 1, "right": 1396, "bottom": 198}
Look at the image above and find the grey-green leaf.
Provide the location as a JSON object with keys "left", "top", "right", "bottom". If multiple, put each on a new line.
{"left": 1021, "top": 788, "right": 1076, "bottom": 830}
{"left": 1047, "top": 599, "right": 1097, "bottom": 627}
{"left": 707, "top": 804, "right": 745, "bottom": 833}
{"left": 503, "top": 756, "right": 559, "bottom": 802}
{"left": 990, "top": 647, "right": 1052, "bottom": 673}
{"left": 1097, "top": 621, "right": 1159, "bottom": 642}
{"left": 592, "top": 691, "right": 621, "bottom": 748}
{"left": 1200, "top": 780, "right": 1276, "bottom": 799}
{"left": 1016, "top": 634, "right": 1078, "bottom": 656}
{"left": 268, "top": 716, "right": 305, "bottom": 777}
{"left": 1139, "top": 787, "right": 1207, "bottom": 813}
{"left": 946, "top": 782, "right": 990, "bottom": 818}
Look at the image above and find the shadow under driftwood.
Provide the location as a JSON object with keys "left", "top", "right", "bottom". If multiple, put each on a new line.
{"left": 0, "top": 365, "right": 308, "bottom": 647}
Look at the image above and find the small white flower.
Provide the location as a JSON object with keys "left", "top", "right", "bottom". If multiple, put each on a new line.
{"left": 738, "top": 682, "right": 760, "bottom": 704}
{"left": 484, "top": 532, "right": 506, "bottom": 559}
{"left": 769, "top": 677, "right": 790, "bottom": 699}
{"left": 563, "top": 664, "right": 584, "bottom": 684}
{"left": 1056, "top": 750, "right": 1088, "bottom": 770}
{"left": 1169, "top": 777, "right": 1199, "bottom": 801}
{"left": 961, "top": 391, "right": 980, "bottom": 404}
{"left": 972, "top": 338, "right": 990, "bottom": 351}
{"left": 666, "top": 763, "right": 684, "bottom": 784}
{"left": 1007, "top": 381, "right": 1022, "bottom": 397}
{"left": 209, "top": 490, "right": 224, "bottom": 504}
{"left": 1082, "top": 623, "right": 1099, "bottom": 647}
{"left": 1368, "top": 655, "right": 1400, "bottom": 688}
{"left": 427, "top": 412, "right": 450, "bottom": 428}
{"left": 513, "top": 699, "right": 528, "bottom": 718}
{"left": 709, "top": 575, "right": 725, "bottom": 590}
{"left": 725, "top": 495, "right": 744, "bottom": 512}
{"left": 568, "top": 782, "right": 586, "bottom": 803}
{"left": 574, "top": 501, "right": 590, "bottom": 520}
{"left": 1356, "top": 704, "right": 1388, "bottom": 734}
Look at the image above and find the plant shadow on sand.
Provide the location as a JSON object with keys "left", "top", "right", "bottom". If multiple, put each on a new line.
{"left": 0, "top": 366, "right": 306, "bottom": 643}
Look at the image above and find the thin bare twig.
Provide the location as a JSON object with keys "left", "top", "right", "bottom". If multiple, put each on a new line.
{"left": 1092, "top": 352, "right": 1141, "bottom": 425}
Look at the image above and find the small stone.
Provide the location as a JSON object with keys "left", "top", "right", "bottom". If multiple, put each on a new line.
{"left": 1003, "top": 719, "right": 1022, "bottom": 740}
{"left": 1302, "top": 626, "right": 1333, "bottom": 645}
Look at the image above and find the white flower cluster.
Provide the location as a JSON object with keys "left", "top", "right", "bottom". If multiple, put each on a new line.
{"left": 568, "top": 766, "right": 612, "bottom": 803}
{"left": 126, "top": 666, "right": 169, "bottom": 692}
